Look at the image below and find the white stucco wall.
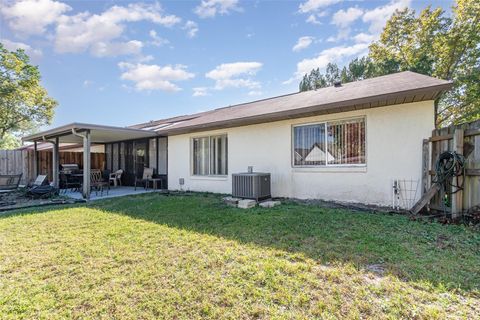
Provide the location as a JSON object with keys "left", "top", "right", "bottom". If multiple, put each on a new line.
{"left": 168, "top": 101, "right": 435, "bottom": 206}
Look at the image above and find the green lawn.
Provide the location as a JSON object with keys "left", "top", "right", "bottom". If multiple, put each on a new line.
{"left": 1, "top": 193, "right": 479, "bottom": 319}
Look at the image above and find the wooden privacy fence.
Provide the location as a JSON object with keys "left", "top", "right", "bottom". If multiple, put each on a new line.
{"left": 421, "top": 119, "right": 480, "bottom": 219}
{"left": 0, "top": 150, "right": 105, "bottom": 185}
{"left": 0, "top": 150, "right": 29, "bottom": 185}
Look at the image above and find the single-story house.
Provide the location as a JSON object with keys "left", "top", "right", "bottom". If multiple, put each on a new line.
{"left": 22, "top": 71, "right": 452, "bottom": 206}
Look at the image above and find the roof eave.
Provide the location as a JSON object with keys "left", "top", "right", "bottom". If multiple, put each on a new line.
{"left": 159, "top": 83, "right": 453, "bottom": 136}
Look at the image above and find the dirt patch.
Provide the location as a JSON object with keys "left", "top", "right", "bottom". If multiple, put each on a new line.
{"left": 435, "top": 234, "right": 454, "bottom": 250}
{"left": 285, "top": 198, "right": 403, "bottom": 214}
{"left": 0, "top": 189, "right": 82, "bottom": 212}
{"left": 365, "top": 264, "right": 386, "bottom": 276}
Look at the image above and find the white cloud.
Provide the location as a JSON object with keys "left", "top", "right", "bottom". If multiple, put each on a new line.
{"left": 293, "top": 36, "right": 314, "bottom": 52}
{"left": 91, "top": 40, "right": 143, "bottom": 57}
{"left": 326, "top": 7, "right": 364, "bottom": 43}
{"left": 1, "top": 1, "right": 180, "bottom": 58}
{"left": 193, "top": 87, "right": 209, "bottom": 97}
{"left": 83, "top": 80, "right": 93, "bottom": 87}
{"left": 1, "top": 38, "right": 43, "bottom": 58}
{"left": 183, "top": 20, "right": 199, "bottom": 38}
{"left": 149, "top": 30, "right": 170, "bottom": 47}
{"left": 2, "top": 1, "right": 183, "bottom": 58}
{"left": 136, "top": 55, "right": 155, "bottom": 63}
{"left": 206, "top": 62, "right": 262, "bottom": 80}
{"left": 298, "top": 0, "right": 341, "bottom": 14}
{"left": 326, "top": 27, "right": 351, "bottom": 42}
{"left": 306, "top": 14, "right": 322, "bottom": 25}
{"left": 206, "top": 62, "right": 262, "bottom": 90}
{"left": 118, "top": 62, "right": 195, "bottom": 92}
{"left": 286, "top": 43, "right": 369, "bottom": 83}
{"left": 0, "top": 0, "right": 71, "bottom": 36}
{"left": 54, "top": 3, "right": 180, "bottom": 57}
{"left": 194, "top": 0, "right": 242, "bottom": 18}
{"left": 332, "top": 7, "right": 363, "bottom": 28}
{"left": 363, "top": 0, "right": 411, "bottom": 34}
{"left": 248, "top": 90, "right": 262, "bottom": 96}
{"left": 352, "top": 32, "right": 376, "bottom": 44}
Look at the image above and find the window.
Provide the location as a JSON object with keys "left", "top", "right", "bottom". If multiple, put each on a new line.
{"left": 192, "top": 134, "right": 228, "bottom": 175}
{"left": 293, "top": 118, "right": 365, "bottom": 166}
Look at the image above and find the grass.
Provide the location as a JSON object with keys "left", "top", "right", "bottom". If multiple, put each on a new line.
{"left": 0, "top": 193, "right": 479, "bottom": 319}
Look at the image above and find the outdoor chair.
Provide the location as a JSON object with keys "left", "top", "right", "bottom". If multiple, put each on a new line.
{"left": 90, "top": 169, "right": 109, "bottom": 196}
{"left": 109, "top": 169, "right": 123, "bottom": 187}
{"left": 31, "top": 175, "right": 48, "bottom": 187}
{"left": 134, "top": 168, "right": 154, "bottom": 191}
{"left": 27, "top": 175, "right": 57, "bottom": 199}
{"left": 0, "top": 174, "right": 23, "bottom": 191}
{"left": 27, "top": 185, "right": 58, "bottom": 199}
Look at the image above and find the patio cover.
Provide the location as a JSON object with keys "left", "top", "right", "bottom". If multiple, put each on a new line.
{"left": 22, "top": 123, "right": 158, "bottom": 200}
{"left": 22, "top": 122, "right": 157, "bottom": 144}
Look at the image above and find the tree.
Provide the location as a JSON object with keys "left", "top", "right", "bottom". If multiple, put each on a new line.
{"left": 299, "top": 58, "right": 375, "bottom": 91}
{"left": 0, "top": 43, "right": 57, "bottom": 149}
{"left": 369, "top": 0, "right": 480, "bottom": 127}
{"left": 299, "top": 0, "right": 480, "bottom": 127}
{"left": 0, "top": 133, "right": 21, "bottom": 149}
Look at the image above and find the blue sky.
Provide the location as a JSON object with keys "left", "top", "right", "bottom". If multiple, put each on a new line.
{"left": 0, "top": 0, "right": 453, "bottom": 129}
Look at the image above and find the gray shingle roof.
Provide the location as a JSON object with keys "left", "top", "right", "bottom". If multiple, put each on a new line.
{"left": 132, "top": 71, "right": 452, "bottom": 135}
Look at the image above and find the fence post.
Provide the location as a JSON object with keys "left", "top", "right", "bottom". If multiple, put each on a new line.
{"left": 421, "top": 139, "right": 429, "bottom": 196}
{"left": 451, "top": 128, "right": 464, "bottom": 220}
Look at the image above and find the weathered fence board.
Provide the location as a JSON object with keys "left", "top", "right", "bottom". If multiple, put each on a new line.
{"left": 423, "top": 119, "right": 480, "bottom": 216}
{"left": 0, "top": 150, "right": 25, "bottom": 183}
{"left": 0, "top": 150, "right": 105, "bottom": 185}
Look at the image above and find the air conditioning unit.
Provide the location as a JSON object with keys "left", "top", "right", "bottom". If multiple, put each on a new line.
{"left": 232, "top": 171, "right": 271, "bottom": 201}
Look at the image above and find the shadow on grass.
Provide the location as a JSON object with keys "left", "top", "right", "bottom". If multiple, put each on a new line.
{"left": 3, "top": 192, "right": 480, "bottom": 293}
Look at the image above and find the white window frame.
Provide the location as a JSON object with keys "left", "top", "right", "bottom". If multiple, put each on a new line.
{"left": 191, "top": 134, "right": 228, "bottom": 176}
{"left": 291, "top": 116, "right": 367, "bottom": 168}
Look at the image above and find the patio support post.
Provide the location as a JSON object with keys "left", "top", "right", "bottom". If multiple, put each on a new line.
{"left": 33, "top": 141, "right": 38, "bottom": 178}
{"left": 52, "top": 137, "right": 59, "bottom": 188}
{"left": 83, "top": 130, "right": 91, "bottom": 200}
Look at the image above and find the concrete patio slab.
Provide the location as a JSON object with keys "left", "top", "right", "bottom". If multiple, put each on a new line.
{"left": 64, "top": 186, "right": 163, "bottom": 201}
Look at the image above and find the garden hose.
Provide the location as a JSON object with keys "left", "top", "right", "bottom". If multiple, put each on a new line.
{"left": 431, "top": 151, "right": 465, "bottom": 213}
{"left": 432, "top": 151, "right": 466, "bottom": 194}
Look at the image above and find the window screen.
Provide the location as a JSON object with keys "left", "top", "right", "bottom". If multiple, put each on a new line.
{"left": 192, "top": 135, "right": 227, "bottom": 175}
{"left": 293, "top": 118, "right": 365, "bottom": 166}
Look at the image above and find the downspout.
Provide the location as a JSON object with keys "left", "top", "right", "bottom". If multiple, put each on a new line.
{"left": 71, "top": 128, "right": 86, "bottom": 139}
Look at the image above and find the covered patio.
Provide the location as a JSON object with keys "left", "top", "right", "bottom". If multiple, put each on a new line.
{"left": 22, "top": 123, "right": 160, "bottom": 199}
